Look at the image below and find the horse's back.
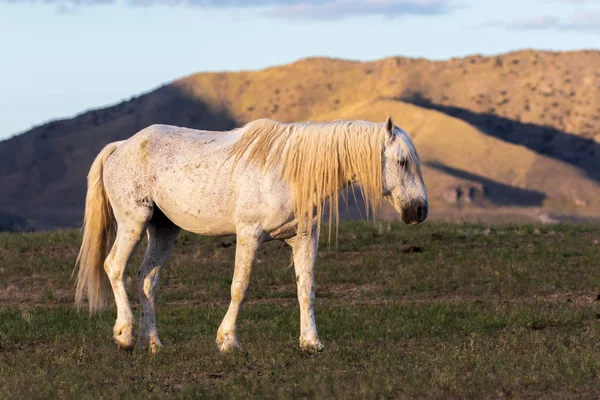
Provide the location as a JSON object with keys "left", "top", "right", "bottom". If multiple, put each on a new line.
{"left": 106, "top": 124, "right": 239, "bottom": 172}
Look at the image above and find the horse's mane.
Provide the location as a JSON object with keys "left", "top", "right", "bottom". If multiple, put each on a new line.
{"left": 228, "top": 118, "right": 408, "bottom": 240}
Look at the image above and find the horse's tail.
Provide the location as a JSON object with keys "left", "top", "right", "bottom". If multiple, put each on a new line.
{"left": 74, "top": 141, "right": 124, "bottom": 312}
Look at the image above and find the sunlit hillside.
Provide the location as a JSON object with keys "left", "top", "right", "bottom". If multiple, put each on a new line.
{"left": 1, "top": 50, "right": 599, "bottom": 230}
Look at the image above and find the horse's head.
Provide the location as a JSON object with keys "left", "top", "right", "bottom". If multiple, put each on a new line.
{"left": 382, "top": 116, "right": 428, "bottom": 224}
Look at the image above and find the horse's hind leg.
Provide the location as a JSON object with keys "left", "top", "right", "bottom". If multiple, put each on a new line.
{"left": 105, "top": 212, "right": 151, "bottom": 350}
{"left": 137, "top": 210, "right": 180, "bottom": 353}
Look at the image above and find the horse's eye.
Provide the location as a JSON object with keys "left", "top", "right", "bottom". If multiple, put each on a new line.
{"left": 398, "top": 159, "right": 408, "bottom": 169}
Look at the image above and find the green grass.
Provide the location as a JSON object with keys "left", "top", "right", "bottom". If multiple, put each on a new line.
{"left": 1, "top": 222, "right": 600, "bottom": 398}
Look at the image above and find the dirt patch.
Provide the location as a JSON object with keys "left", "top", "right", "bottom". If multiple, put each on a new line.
{"left": 0, "top": 281, "right": 72, "bottom": 308}
{"left": 18, "top": 244, "right": 77, "bottom": 258}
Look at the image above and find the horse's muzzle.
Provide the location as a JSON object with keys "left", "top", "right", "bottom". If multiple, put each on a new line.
{"left": 401, "top": 199, "right": 428, "bottom": 225}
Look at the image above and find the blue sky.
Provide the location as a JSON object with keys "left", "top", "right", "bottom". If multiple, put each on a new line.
{"left": 0, "top": 0, "right": 598, "bottom": 139}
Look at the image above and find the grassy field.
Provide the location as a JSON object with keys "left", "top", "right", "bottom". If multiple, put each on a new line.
{"left": 1, "top": 221, "right": 600, "bottom": 398}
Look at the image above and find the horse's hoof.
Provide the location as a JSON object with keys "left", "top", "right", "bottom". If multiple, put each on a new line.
{"left": 113, "top": 320, "right": 135, "bottom": 346}
{"left": 299, "top": 338, "right": 324, "bottom": 354}
{"left": 114, "top": 328, "right": 135, "bottom": 351}
{"left": 216, "top": 333, "right": 240, "bottom": 353}
{"left": 115, "top": 337, "right": 135, "bottom": 352}
{"left": 149, "top": 340, "right": 163, "bottom": 355}
{"left": 139, "top": 335, "right": 163, "bottom": 354}
{"left": 117, "top": 343, "right": 135, "bottom": 353}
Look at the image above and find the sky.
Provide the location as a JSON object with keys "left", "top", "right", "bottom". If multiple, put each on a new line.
{"left": 0, "top": 0, "right": 599, "bottom": 140}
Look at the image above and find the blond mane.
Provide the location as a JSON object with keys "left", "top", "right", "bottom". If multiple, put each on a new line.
{"left": 229, "top": 118, "right": 393, "bottom": 240}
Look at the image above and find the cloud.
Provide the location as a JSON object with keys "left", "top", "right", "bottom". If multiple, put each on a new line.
{"left": 505, "top": 16, "right": 562, "bottom": 30}
{"left": 267, "top": 0, "right": 455, "bottom": 19}
{"left": 561, "top": 8, "right": 600, "bottom": 31}
{"left": 486, "top": 9, "right": 600, "bottom": 33}
{"left": 555, "top": 0, "right": 600, "bottom": 4}
{"left": 0, "top": 0, "right": 457, "bottom": 19}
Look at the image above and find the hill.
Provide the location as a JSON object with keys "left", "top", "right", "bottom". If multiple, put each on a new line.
{"left": 1, "top": 50, "right": 599, "bottom": 230}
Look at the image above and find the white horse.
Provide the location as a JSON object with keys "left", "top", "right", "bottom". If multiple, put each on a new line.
{"left": 74, "top": 116, "right": 427, "bottom": 354}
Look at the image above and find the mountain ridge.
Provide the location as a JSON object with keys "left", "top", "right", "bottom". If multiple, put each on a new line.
{"left": 1, "top": 49, "right": 599, "bottom": 230}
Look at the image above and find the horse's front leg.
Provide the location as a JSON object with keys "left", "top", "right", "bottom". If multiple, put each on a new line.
{"left": 286, "top": 229, "right": 324, "bottom": 353}
{"left": 216, "top": 226, "right": 262, "bottom": 352}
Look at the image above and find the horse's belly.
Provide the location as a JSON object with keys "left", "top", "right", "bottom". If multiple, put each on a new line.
{"left": 153, "top": 184, "right": 237, "bottom": 236}
{"left": 163, "top": 207, "right": 237, "bottom": 236}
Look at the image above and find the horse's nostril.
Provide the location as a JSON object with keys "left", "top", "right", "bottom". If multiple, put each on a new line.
{"left": 417, "top": 206, "right": 425, "bottom": 222}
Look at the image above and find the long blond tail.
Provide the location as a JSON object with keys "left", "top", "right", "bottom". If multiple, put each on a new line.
{"left": 74, "top": 141, "right": 123, "bottom": 312}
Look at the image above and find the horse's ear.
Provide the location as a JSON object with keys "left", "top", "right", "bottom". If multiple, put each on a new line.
{"left": 385, "top": 115, "right": 395, "bottom": 136}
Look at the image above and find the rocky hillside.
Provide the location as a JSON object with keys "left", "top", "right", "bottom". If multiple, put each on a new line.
{"left": 1, "top": 50, "right": 599, "bottom": 230}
